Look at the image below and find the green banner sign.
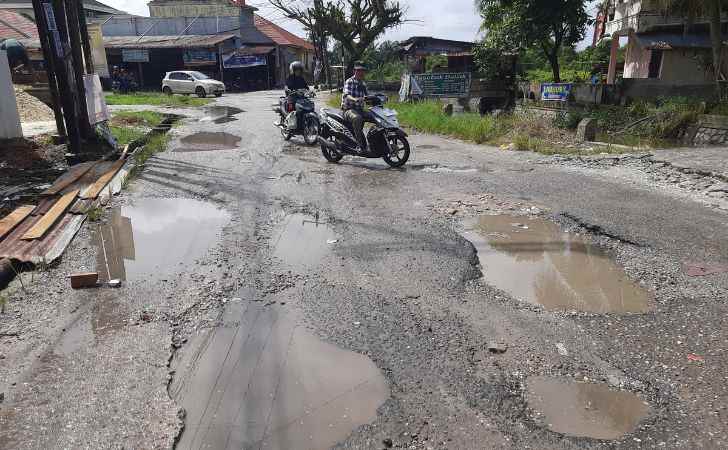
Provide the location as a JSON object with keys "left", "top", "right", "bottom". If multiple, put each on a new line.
{"left": 412, "top": 72, "right": 471, "bottom": 97}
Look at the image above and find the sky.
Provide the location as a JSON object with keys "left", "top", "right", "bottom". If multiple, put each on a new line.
{"left": 102, "top": 0, "right": 600, "bottom": 48}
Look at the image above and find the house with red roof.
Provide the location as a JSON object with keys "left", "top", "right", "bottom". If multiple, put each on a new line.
{"left": 98, "top": 0, "right": 316, "bottom": 90}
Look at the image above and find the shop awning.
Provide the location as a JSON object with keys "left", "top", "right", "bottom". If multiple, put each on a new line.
{"left": 235, "top": 46, "right": 276, "bottom": 56}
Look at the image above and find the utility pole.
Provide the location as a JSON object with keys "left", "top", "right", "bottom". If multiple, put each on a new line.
{"left": 29, "top": 0, "right": 65, "bottom": 137}
{"left": 31, "top": 0, "right": 96, "bottom": 154}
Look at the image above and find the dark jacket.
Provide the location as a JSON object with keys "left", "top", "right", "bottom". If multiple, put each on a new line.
{"left": 286, "top": 75, "right": 308, "bottom": 91}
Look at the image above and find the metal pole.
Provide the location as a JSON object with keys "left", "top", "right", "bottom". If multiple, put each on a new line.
{"left": 76, "top": 0, "right": 95, "bottom": 74}
{"left": 30, "top": 0, "right": 65, "bottom": 137}
{"left": 65, "top": 0, "right": 93, "bottom": 138}
{"left": 50, "top": 0, "right": 82, "bottom": 153}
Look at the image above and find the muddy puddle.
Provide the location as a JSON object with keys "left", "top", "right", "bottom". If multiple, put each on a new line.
{"left": 93, "top": 198, "right": 229, "bottom": 282}
{"left": 172, "top": 302, "right": 389, "bottom": 450}
{"left": 526, "top": 376, "right": 650, "bottom": 440}
{"left": 200, "top": 105, "right": 244, "bottom": 124}
{"left": 175, "top": 132, "right": 241, "bottom": 152}
{"left": 461, "top": 215, "right": 651, "bottom": 313}
{"left": 272, "top": 213, "right": 336, "bottom": 270}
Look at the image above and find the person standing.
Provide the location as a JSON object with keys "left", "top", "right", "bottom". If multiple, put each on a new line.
{"left": 341, "top": 61, "right": 369, "bottom": 150}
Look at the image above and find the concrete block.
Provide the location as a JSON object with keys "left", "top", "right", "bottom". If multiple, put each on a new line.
{"left": 70, "top": 272, "right": 99, "bottom": 289}
{"left": 577, "top": 118, "right": 598, "bottom": 142}
{"left": 0, "top": 51, "right": 22, "bottom": 139}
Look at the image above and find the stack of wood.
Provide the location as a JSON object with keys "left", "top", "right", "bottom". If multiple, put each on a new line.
{"left": 0, "top": 155, "right": 130, "bottom": 265}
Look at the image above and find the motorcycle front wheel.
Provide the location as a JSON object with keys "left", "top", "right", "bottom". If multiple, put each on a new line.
{"left": 303, "top": 116, "right": 320, "bottom": 146}
{"left": 320, "top": 137, "right": 343, "bottom": 163}
{"left": 280, "top": 126, "right": 292, "bottom": 141}
{"left": 383, "top": 135, "right": 410, "bottom": 168}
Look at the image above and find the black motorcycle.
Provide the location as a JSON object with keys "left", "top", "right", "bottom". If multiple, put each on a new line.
{"left": 318, "top": 94, "right": 410, "bottom": 168}
{"left": 274, "top": 89, "right": 319, "bottom": 145}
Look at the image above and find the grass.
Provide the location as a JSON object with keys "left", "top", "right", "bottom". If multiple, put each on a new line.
{"left": 86, "top": 205, "right": 104, "bottom": 221}
{"left": 105, "top": 91, "right": 211, "bottom": 107}
{"left": 109, "top": 110, "right": 165, "bottom": 146}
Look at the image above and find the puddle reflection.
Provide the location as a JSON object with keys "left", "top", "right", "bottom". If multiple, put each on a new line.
{"left": 174, "top": 303, "right": 389, "bottom": 450}
{"left": 272, "top": 213, "right": 336, "bottom": 270}
{"left": 93, "top": 198, "right": 229, "bottom": 281}
{"left": 175, "top": 132, "right": 241, "bottom": 153}
{"left": 462, "top": 215, "right": 651, "bottom": 313}
{"left": 527, "top": 376, "right": 650, "bottom": 440}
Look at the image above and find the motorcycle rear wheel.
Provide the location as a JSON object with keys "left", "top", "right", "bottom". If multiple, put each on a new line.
{"left": 303, "top": 116, "right": 320, "bottom": 146}
{"left": 383, "top": 135, "right": 410, "bottom": 168}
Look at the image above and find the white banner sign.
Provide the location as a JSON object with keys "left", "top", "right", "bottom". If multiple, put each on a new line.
{"left": 84, "top": 74, "right": 110, "bottom": 125}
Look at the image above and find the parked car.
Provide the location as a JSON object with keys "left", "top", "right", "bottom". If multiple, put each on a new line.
{"left": 162, "top": 71, "right": 225, "bottom": 98}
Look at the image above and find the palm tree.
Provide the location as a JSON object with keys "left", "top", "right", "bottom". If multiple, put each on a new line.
{"left": 656, "top": 0, "right": 726, "bottom": 92}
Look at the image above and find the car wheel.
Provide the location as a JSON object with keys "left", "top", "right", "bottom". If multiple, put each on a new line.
{"left": 215, "top": 92, "right": 223, "bottom": 97}
{"left": 162, "top": 86, "right": 172, "bottom": 95}
{"left": 196, "top": 87, "right": 206, "bottom": 98}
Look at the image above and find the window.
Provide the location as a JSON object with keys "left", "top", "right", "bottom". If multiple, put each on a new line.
{"left": 188, "top": 71, "right": 210, "bottom": 80}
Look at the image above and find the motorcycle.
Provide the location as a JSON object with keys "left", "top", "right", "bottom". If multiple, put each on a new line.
{"left": 274, "top": 89, "right": 320, "bottom": 145}
{"left": 317, "top": 94, "right": 410, "bottom": 168}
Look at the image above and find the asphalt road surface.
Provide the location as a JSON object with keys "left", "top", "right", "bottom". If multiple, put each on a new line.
{"left": 0, "top": 91, "right": 726, "bottom": 450}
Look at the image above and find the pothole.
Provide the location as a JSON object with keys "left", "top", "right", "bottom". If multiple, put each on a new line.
{"left": 175, "top": 132, "right": 241, "bottom": 152}
{"left": 461, "top": 214, "right": 652, "bottom": 313}
{"left": 173, "top": 302, "right": 389, "bottom": 450}
{"left": 412, "top": 164, "right": 478, "bottom": 174}
{"left": 93, "top": 198, "right": 229, "bottom": 282}
{"left": 417, "top": 144, "right": 440, "bottom": 149}
{"left": 200, "top": 106, "right": 244, "bottom": 124}
{"left": 526, "top": 376, "right": 650, "bottom": 440}
{"left": 271, "top": 213, "right": 336, "bottom": 270}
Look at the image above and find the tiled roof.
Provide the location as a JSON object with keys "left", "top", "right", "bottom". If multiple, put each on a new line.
{"left": 253, "top": 15, "right": 314, "bottom": 51}
{"left": 0, "top": 10, "right": 38, "bottom": 40}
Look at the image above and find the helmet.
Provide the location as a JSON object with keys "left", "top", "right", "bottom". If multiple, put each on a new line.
{"left": 289, "top": 61, "right": 303, "bottom": 74}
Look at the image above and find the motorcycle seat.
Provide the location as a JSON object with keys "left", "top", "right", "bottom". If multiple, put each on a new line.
{"left": 324, "top": 108, "right": 348, "bottom": 124}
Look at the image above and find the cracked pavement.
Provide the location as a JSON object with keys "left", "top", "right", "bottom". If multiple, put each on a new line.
{"left": 0, "top": 91, "right": 727, "bottom": 449}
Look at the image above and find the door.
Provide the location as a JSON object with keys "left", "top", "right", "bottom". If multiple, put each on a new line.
{"left": 648, "top": 50, "right": 663, "bottom": 79}
{"left": 178, "top": 73, "right": 195, "bottom": 93}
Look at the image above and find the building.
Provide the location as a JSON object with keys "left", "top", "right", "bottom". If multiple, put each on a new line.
{"left": 100, "top": 0, "right": 314, "bottom": 90}
{"left": 398, "top": 36, "right": 475, "bottom": 73}
{"left": 601, "top": 0, "right": 728, "bottom": 84}
{"left": 0, "top": 0, "right": 124, "bottom": 20}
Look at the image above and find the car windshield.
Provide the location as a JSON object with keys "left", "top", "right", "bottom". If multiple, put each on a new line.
{"left": 189, "top": 71, "right": 210, "bottom": 80}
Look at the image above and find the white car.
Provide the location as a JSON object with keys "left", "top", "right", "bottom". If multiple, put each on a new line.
{"left": 162, "top": 71, "right": 225, "bottom": 98}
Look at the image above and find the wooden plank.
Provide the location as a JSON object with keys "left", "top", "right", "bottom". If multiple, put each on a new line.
{"left": 21, "top": 190, "right": 79, "bottom": 240}
{"left": 0, "top": 205, "right": 36, "bottom": 240}
{"left": 42, "top": 161, "right": 98, "bottom": 196}
{"left": 31, "top": 196, "right": 59, "bottom": 216}
{"left": 80, "top": 159, "right": 126, "bottom": 200}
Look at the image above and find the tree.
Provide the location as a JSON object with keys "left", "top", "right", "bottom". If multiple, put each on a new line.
{"left": 475, "top": 0, "right": 591, "bottom": 82}
{"left": 657, "top": 0, "right": 727, "bottom": 93}
{"left": 270, "top": 0, "right": 407, "bottom": 74}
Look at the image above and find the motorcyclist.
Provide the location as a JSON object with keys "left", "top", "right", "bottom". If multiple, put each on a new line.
{"left": 279, "top": 61, "right": 310, "bottom": 127}
{"left": 286, "top": 61, "right": 309, "bottom": 91}
{"left": 341, "top": 61, "right": 369, "bottom": 150}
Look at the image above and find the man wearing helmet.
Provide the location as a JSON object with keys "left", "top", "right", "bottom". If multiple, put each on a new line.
{"left": 286, "top": 61, "right": 309, "bottom": 91}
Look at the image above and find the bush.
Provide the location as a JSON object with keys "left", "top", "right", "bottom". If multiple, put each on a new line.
{"left": 553, "top": 110, "right": 586, "bottom": 130}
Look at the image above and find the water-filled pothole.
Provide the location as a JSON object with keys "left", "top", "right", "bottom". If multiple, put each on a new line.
{"left": 461, "top": 215, "right": 651, "bottom": 313}
{"left": 272, "top": 213, "right": 336, "bottom": 270}
{"left": 93, "top": 198, "right": 229, "bottom": 282}
{"left": 200, "top": 105, "right": 244, "bottom": 124}
{"left": 526, "top": 376, "right": 650, "bottom": 440}
{"left": 173, "top": 302, "right": 389, "bottom": 450}
{"left": 175, "top": 132, "right": 241, "bottom": 152}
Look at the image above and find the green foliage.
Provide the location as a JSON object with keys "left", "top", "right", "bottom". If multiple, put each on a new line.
{"left": 425, "top": 55, "right": 449, "bottom": 72}
{"left": 86, "top": 206, "right": 104, "bottom": 222}
{"left": 525, "top": 68, "right": 591, "bottom": 82}
{"left": 105, "top": 92, "right": 211, "bottom": 107}
{"left": 553, "top": 110, "right": 586, "bottom": 130}
{"left": 111, "top": 110, "right": 164, "bottom": 127}
{"left": 476, "top": 0, "right": 592, "bottom": 82}
{"left": 109, "top": 126, "right": 145, "bottom": 146}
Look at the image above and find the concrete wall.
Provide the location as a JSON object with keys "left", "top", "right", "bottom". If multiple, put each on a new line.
{"left": 660, "top": 49, "right": 713, "bottom": 83}
{"left": 0, "top": 51, "right": 23, "bottom": 139}
{"left": 691, "top": 114, "right": 728, "bottom": 145}
{"left": 621, "top": 78, "right": 716, "bottom": 102}
{"left": 624, "top": 34, "right": 650, "bottom": 79}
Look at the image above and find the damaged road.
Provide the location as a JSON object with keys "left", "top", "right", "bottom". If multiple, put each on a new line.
{"left": 1, "top": 91, "right": 727, "bottom": 449}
